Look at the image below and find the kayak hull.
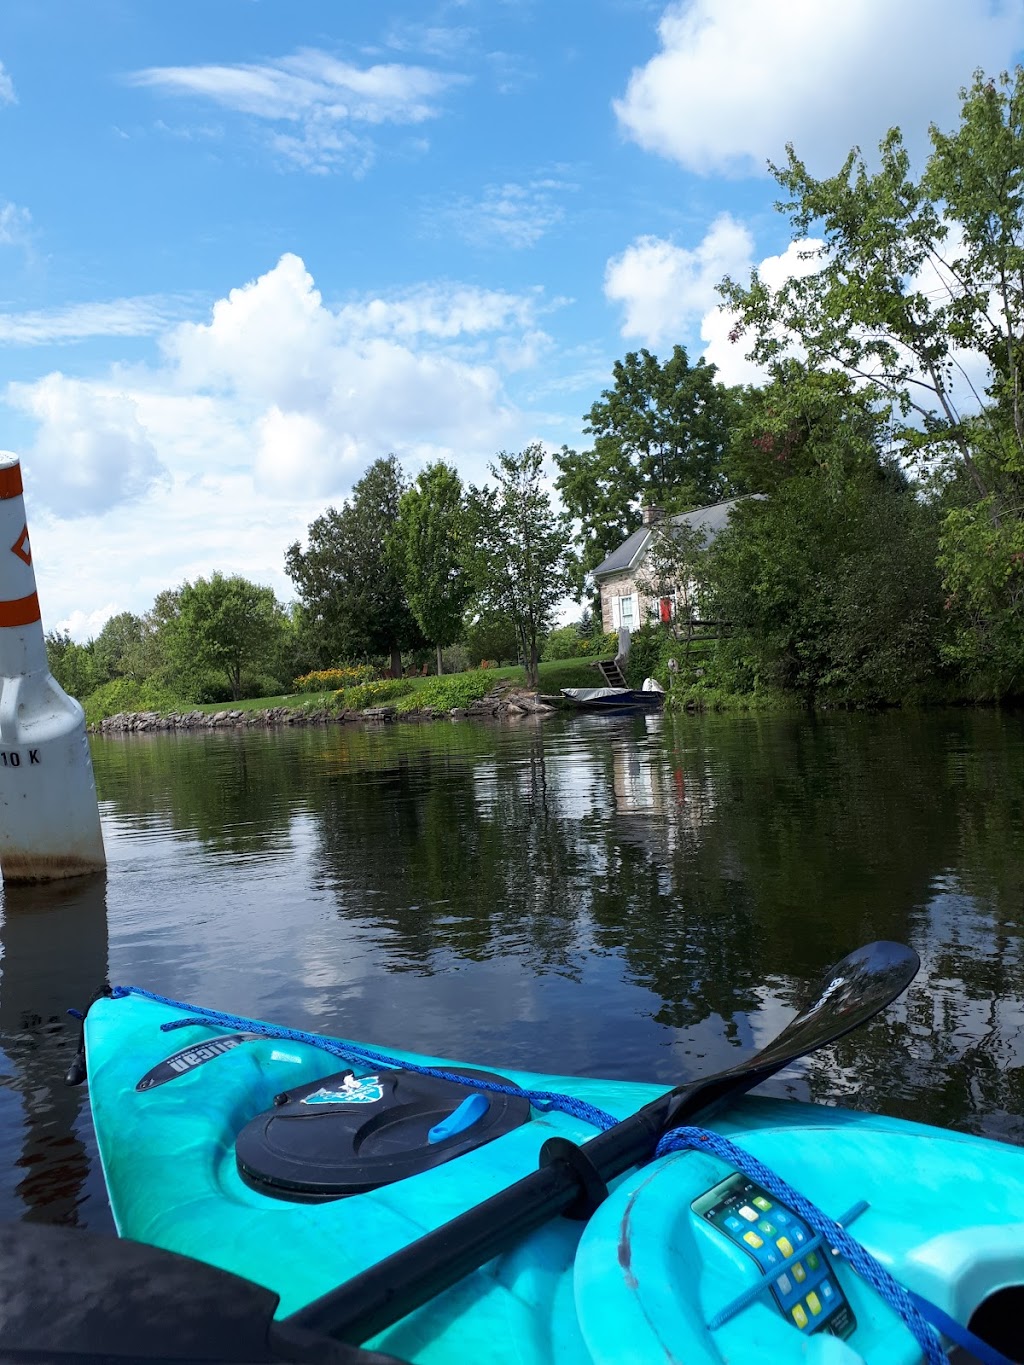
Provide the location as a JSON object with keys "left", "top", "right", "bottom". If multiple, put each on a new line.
{"left": 85, "top": 993, "right": 1024, "bottom": 1365}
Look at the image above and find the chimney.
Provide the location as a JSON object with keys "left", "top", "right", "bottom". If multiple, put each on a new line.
{"left": 642, "top": 506, "right": 663, "bottom": 526}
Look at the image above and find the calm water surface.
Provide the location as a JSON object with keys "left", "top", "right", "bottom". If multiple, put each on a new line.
{"left": 1, "top": 708, "right": 1023, "bottom": 1227}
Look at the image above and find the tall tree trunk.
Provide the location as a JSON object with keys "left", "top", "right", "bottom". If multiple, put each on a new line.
{"left": 436, "top": 644, "right": 443, "bottom": 676}
{"left": 526, "top": 640, "right": 540, "bottom": 691}
{"left": 390, "top": 647, "right": 403, "bottom": 679}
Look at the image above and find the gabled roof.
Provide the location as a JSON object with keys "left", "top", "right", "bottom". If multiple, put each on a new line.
{"left": 592, "top": 496, "right": 763, "bottom": 579}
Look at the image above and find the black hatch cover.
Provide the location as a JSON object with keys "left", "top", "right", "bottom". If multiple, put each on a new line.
{"left": 235, "top": 1066, "right": 531, "bottom": 1202}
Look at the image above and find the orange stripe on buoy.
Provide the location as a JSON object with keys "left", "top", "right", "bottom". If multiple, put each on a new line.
{"left": 0, "top": 465, "right": 23, "bottom": 500}
{"left": 0, "top": 592, "right": 40, "bottom": 627}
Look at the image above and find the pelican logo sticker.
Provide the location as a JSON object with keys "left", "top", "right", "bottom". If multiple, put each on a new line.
{"left": 136, "top": 1034, "right": 255, "bottom": 1091}
{"left": 806, "top": 975, "right": 847, "bottom": 1016}
{"left": 302, "top": 1075, "right": 384, "bottom": 1105}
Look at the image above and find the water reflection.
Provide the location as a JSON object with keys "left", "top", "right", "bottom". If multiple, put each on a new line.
{"left": 0, "top": 874, "right": 109, "bottom": 1226}
{"left": 1, "top": 708, "right": 1023, "bottom": 1227}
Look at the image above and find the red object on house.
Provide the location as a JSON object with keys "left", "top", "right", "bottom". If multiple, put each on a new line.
{"left": 659, "top": 597, "right": 673, "bottom": 623}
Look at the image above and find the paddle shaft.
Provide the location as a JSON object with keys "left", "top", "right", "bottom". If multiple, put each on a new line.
{"left": 289, "top": 1107, "right": 662, "bottom": 1344}
{"left": 288, "top": 1083, "right": 738, "bottom": 1345}
{"left": 287, "top": 939, "right": 921, "bottom": 1346}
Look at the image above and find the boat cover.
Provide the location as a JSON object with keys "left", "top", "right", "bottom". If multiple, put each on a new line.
{"left": 560, "top": 688, "right": 633, "bottom": 702}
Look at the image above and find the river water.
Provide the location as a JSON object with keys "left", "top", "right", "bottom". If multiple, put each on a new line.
{"left": 0, "top": 707, "right": 1022, "bottom": 1228}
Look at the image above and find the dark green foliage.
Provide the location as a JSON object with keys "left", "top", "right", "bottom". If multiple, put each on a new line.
{"left": 726, "top": 363, "right": 890, "bottom": 493}
{"left": 938, "top": 493, "right": 1024, "bottom": 696}
{"left": 396, "top": 462, "right": 474, "bottom": 669}
{"left": 395, "top": 672, "right": 495, "bottom": 712}
{"left": 93, "top": 611, "right": 148, "bottom": 682}
{"left": 467, "top": 445, "right": 574, "bottom": 690}
{"left": 166, "top": 573, "right": 289, "bottom": 702}
{"left": 555, "top": 346, "right": 741, "bottom": 580}
{"left": 46, "top": 631, "right": 101, "bottom": 700}
{"left": 623, "top": 623, "right": 677, "bottom": 690}
{"left": 719, "top": 69, "right": 1024, "bottom": 698}
{"left": 464, "top": 612, "right": 520, "bottom": 666}
{"left": 285, "top": 456, "right": 425, "bottom": 677}
{"left": 703, "top": 475, "right": 945, "bottom": 703}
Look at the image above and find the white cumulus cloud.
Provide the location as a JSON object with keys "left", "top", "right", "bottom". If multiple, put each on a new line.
{"left": 3, "top": 255, "right": 555, "bottom": 629}
{"left": 0, "top": 61, "right": 15, "bottom": 106}
{"left": 604, "top": 213, "right": 754, "bottom": 347}
{"left": 6, "top": 374, "right": 168, "bottom": 517}
{"left": 615, "top": 0, "right": 1024, "bottom": 176}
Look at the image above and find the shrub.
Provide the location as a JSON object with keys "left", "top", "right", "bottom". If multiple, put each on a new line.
{"left": 333, "top": 678, "right": 414, "bottom": 710}
{"left": 542, "top": 625, "right": 581, "bottom": 661}
{"left": 623, "top": 623, "right": 676, "bottom": 689}
{"left": 84, "top": 678, "right": 186, "bottom": 726}
{"left": 394, "top": 673, "right": 494, "bottom": 712}
{"left": 294, "top": 665, "right": 376, "bottom": 693}
{"left": 542, "top": 626, "right": 619, "bottom": 661}
{"left": 588, "top": 631, "right": 619, "bottom": 658}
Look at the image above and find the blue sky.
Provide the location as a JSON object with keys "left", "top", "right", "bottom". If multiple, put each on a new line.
{"left": 2, "top": 0, "right": 1023, "bottom": 638}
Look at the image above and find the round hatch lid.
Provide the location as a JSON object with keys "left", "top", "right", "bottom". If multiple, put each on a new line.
{"left": 235, "top": 1066, "right": 531, "bottom": 1202}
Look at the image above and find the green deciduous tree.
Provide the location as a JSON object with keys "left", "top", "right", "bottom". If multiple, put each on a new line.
{"left": 285, "top": 456, "right": 425, "bottom": 677}
{"left": 726, "top": 362, "right": 890, "bottom": 493}
{"left": 720, "top": 66, "right": 1024, "bottom": 697}
{"left": 468, "top": 444, "right": 573, "bottom": 690}
{"left": 463, "top": 611, "right": 520, "bottom": 667}
{"left": 705, "top": 473, "right": 945, "bottom": 703}
{"left": 45, "top": 631, "right": 101, "bottom": 700}
{"left": 168, "top": 573, "right": 288, "bottom": 701}
{"left": 396, "top": 462, "right": 474, "bottom": 674}
{"left": 93, "top": 611, "right": 148, "bottom": 683}
{"left": 555, "top": 346, "right": 741, "bottom": 584}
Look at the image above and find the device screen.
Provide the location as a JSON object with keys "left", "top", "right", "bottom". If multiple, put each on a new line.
{"left": 691, "top": 1174, "right": 856, "bottom": 1339}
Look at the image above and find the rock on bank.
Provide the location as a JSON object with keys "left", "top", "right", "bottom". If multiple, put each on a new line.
{"left": 89, "top": 689, "right": 556, "bottom": 734}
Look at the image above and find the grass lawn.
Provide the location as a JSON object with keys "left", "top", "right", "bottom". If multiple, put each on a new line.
{"left": 186, "top": 657, "right": 606, "bottom": 716}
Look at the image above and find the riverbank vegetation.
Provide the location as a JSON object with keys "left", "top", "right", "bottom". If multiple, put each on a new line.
{"left": 50, "top": 70, "right": 1024, "bottom": 720}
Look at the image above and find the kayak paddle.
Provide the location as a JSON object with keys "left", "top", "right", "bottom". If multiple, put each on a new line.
{"left": 0, "top": 940, "right": 918, "bottom": 1361}
{"left": 289, "top": 939, "right": 920, "bottom": 1345}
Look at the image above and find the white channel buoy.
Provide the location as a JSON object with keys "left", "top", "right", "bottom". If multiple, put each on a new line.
{"left": 0, "top": 453, "right": 105, "bottom": 881}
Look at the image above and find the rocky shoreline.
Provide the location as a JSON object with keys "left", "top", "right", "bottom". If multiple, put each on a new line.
{"left": 89, "top": 685, "right": 558, "bottom": 735}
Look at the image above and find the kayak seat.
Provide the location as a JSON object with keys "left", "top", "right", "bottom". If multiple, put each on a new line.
{"left": 236, "top": 1066, "right": 531, "bottom": 1202}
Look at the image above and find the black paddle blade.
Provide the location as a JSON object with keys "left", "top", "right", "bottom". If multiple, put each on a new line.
{"left": 0, "top": 1222, "right": 408, "bottom": 1364}
{"left": 665, "top": 939, "right": 920, "bottom": 1122}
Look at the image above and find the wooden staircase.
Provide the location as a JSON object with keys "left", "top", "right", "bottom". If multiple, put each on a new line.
{"left": 596, "top": 658, "right": 628, "bottom": 688}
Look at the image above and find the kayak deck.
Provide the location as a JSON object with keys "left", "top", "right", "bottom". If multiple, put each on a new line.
{"left": 86, "top": 994, "right": 664, "bottom": 1363}
{"left": 85, "top": 993, "right": 1024, "bottom": 1364}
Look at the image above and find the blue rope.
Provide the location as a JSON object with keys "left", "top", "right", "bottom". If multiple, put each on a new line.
{"left": 657, "top": 1126, "right": 947, "bottom": 1364}
{"left": 108, "top": 985, "right": 620, "bottom": 1133}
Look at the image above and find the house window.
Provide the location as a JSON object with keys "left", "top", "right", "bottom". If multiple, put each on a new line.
{"left": 659, "top": 596, "right": 673, "bottom": 623}
{"left": 619, "top": 594, "right": 635, "bottom": 630}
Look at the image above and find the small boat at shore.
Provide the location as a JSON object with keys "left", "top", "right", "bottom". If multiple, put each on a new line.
{"left": 560, "top": 684, "right": 664, "bottom": 709}
{"left": 18, "top": 941, "right": 1016, "bottom": 1365}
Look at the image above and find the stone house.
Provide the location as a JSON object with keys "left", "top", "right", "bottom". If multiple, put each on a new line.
{"left": 593, "top": 497, "right": 758, "bottom": 635}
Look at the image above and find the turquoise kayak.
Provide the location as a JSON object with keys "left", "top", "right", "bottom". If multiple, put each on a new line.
{"left": 81, "top": 982, "right": 1024, "bottom": 1365}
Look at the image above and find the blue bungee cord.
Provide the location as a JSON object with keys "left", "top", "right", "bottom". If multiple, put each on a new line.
{"left": 659, "top": 1126, "right": 1016, "bottom": 1365}
{"left": 108, "top": 984, "right": 620, "bottom": 1132}
{"left": 105, "top": 986, "right": 1015, "bottom": 1364}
